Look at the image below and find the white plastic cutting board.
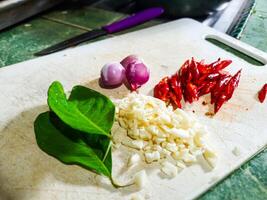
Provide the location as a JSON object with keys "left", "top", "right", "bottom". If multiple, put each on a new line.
{"left": 0, "top": 19, "right": 266, "bottom": 200}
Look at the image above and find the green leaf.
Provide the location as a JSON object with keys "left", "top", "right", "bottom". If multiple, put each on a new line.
{"left": 34, "top": 111, "right": 112, "bottom": 177}
{"left": 47, "top": 81, "right": 115, "bottom": 137}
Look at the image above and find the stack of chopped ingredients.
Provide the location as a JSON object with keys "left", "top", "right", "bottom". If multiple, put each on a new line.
{"left": 114, "top": 93, "right": 216, "bottom": 177}
{"left": 154, "top": 58, "right": 242, "bottom": 113}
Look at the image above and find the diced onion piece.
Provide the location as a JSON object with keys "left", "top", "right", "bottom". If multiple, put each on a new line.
{"left": 131, "top": 194, "right": 145, "bottom": 200}
{"left": 144, "top": 151, "right": 160, "bottom": 163}
{"left": 161, "top": 161, "right": 178, "bottom": 177}
{"left": 165, "top": 143, "right": 178, "bottom": 153}
{"left": 232, "top": 147, "right": 241, "bottom": 156}
{"left": 170, "top": 128, "right": 189, "bottom": 139}
{"left": 122, "top": 140, "right": 145, "bottom": 150}
{"left": 134, "top": 170, "right": 148, "bottom": 190}
{"left": 203, "top": 148, "right": 217, "bottom": 168}
{"left": 176, "top": 161, "right": 186, "bottom": 169}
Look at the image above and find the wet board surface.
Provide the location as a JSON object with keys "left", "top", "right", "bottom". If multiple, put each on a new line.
{"left": 0, "top": 19, "right": 266, "bottom": 200}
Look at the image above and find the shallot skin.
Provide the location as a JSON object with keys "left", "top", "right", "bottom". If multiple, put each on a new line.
{"left": 100, "top": 62, "right": 125, "bottom": 87}
{"left": 121, "top": 55, "right": 150, "bottom": 91}
{"left": 121, "top": 55, "right": 139, "bottom": 68}
{"left": 126, "top": 62, "right": 150, "bottom": 91}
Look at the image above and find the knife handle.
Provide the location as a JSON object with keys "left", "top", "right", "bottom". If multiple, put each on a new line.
{"left": 102, "top": 7, "right": 164, "bottom": 34}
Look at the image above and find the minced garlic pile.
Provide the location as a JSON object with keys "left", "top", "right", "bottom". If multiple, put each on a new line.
{"left": 113, "top": 93, "right": 216, "bottom": 177}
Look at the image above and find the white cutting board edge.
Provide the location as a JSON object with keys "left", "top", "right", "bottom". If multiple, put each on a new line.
{"left": 0, "top": 18, "right": 267, "bottom": 200}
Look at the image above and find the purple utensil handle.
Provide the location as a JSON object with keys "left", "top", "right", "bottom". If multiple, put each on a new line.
{"left": 102, "top": 7, "right": 164, "bottom": 34}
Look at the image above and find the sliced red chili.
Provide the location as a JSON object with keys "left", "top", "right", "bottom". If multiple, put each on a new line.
{"left": 224, "top": 69, "right": 242, "bottom": 100}
{"left": 179, "top": 60, "right": 191, "bottom": 84}
{"left": 154, "top": 77, "right": 170, "bottom": 102}
{"left": 197, "top": 59, "right": 232, "bottom": 75}
{"left": 169, "top": 92, "right": 182, "bottom": 109}
{"left": 197, "top": 72, "right": 221, "bottom": 84}
{"left": 182, "top": 87, "right": 189, "bottom": 103}
{"left": 214, "top": 94, "right": 227, "bottom": 113}
{"left": 219, "top": 70, "right": 231, "bottom": 76}
{"left": 213, "top": 70, "right": 242, "bottom": 113}
{"left": 213, "top": 60, "right": 232, "bottom": 72}
{"left": 206, "top": 73, "right": 221, "bottom": 81}
{"left": 189, "top": 57, "right": 200, "bottom": 83}
{"left": 197, "top": 58, "right": 220, "bottom": 74}
{"left": 154, "top": 57, "right": 240, "bottom": 115}
{"left": 198, "top": 81, "right": 217, "bottom": 96}
{"left": 169, "top": 73, "right": 183, "bottom": 100}
{"left": 186, "top": 83, "right": 198, "bottom": 103}
{"left": 211, "top": 74, "right": 231, "bottom": 104}
{"left": 258, "top": 83, "right": 267, "bottom": 103}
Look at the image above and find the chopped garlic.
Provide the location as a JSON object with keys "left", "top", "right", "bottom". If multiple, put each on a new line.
{"left": 203, "top": 148, "right": 217, "bottom": 168}
{"left": 131, "top": 194, "right": 145, "bottom": 200}
{"left": 176, "top": 161, "right": 186, "bottom": 169}
{"left": 182, "top": 152, "right": 197, "bottom": 163}
{"left": 134, "top": 170, "right": 148, "bottom": 190}
{"left": 144, "top": 151, "right": 160, "bottom": 163}
{"left": 122, "top": 140, "right": 145, "bottom": 150}
{"left": 159, "top": 113, "right": 171, "bottom": 123}
{"left": 170, "top": 128, "right": 189, "bottom": 139}
{"left": 232, "top": 147, "right": 241, "bottom": 156}
{"left": 165, "top": 143, "right": 178, "bottom": 152}
{"left": 161, "top": 161, "right": 178, "bottom": 177}
{"left": 114, "top": 93, "right": 216, "bottom": 176}
{"left": 171, "top": 151, "right": 181, "bottom": 160}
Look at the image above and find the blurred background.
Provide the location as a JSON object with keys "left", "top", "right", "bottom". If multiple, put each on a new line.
{"left": 0, "top": 0, "right": 254, "bottom": 35}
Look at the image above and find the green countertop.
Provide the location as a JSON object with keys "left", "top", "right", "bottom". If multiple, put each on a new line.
{"left": 0, "top": 0, "right": 266, "bottom": 199}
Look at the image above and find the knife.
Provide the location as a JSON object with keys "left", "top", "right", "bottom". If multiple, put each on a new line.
{"left": 35, "top": 7, "right": 164, "bottom": 56}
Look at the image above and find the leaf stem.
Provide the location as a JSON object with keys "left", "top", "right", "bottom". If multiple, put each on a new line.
{"left": 102, "top": 141, "right": 112, "bottom": 163}
{"left": 110, "top": 177, "right": 135, "bottom": 188}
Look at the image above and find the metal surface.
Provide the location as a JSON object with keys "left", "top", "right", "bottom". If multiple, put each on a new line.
{"left": 226, "top": 0, "right": 255, "bottom": 38}
{"left": 136, "top": 0, "right": 231, "bottom": 17}
{"left": 88, "top": 0, "right": 253, "bottom": 36}
{"left": 212, "top": 0, "right": 255, "bottom": 35}
{"left": 0, "top": 0, "right": 63, "bottom": 31}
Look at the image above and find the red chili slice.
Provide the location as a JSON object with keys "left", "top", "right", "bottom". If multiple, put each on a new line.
{"left": 197, "top": 72, "right": 221, "bottom": 85}
{"left": 197, "top": 58, "right": 220, "bottom": 74}
{"left": 189, "top": 57, "right": 200, "bottom": 83}
{"left": 211, "top": 74, "right": 231, "bottom": 104}
{"left": 213, "top": 70, "right": 242, "bottom": 113}
{"left": 169, "top": 92, "right": 182, "bottom": 108}
{"left": 169, "top": 73, "right": 183, "bottom": 101}
{"left": 224, "top": 69, "right": 242, "bottom": 100}
{"left": 180, "top": 60, "right": 192, "bottom": 82}
{"left": 154, "top": 77, "right": 170, "bottom": 102}
{"left": 214, "top": 94, "right": 228, "bottom": 113}
{"left": 198, "top": 81, "right": 217, "bottom": 97}
{"left": 186, "top": 83, "right": 198, "bottom": 103}
{"left": 213, "top": 60, "right": 232, "bottom": 72}
{"left": 197, "top": 59, "right": 232, "bottom": 75}
{"left": 258, "top": 84, "right": 267, "bottom": 103}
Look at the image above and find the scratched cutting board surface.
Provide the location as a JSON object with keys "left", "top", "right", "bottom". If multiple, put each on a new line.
{"left": 0, "top": 19, "right": 266, "bottom": 200}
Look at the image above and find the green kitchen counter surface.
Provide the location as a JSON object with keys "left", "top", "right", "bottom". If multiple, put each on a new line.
{"left": 0, "top": 18, "right": 85, "bottom": 67}
{"left": 0, "top": 1, "right": 266, "bottom": 199}
{"left": 0, "top": 7, "right": 162, "bottom": 67}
